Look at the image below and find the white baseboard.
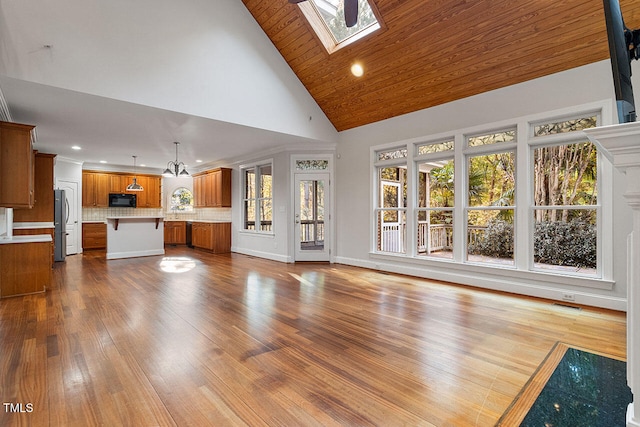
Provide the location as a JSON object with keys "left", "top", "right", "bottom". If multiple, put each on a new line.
{"left": 333, "top": 256, "right": 626, "bottom": 311}
{"left": 221, "top": 248, "right": 627, "bottom": 311}
{"left": 106, "top": 249, "right": 165, "bottom": 260}
{"left": 231, "top": 246, "right": 292, "bottom": 263}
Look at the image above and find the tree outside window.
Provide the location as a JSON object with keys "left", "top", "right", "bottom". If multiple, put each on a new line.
{"left": 243, "top": 163, "right": 273, "bottom": 232}
{"left": 533, "top": 141, "right": 597, "bottom": 274}
{"left": 466, "top": 150, "right": 516, "bottom": 265}
{"left": 371, "top": 110, "right": 601, "bottom": 278}
{"left": 170, "top": 187, "right": 194, "bottom": 212}
{"left": 416, "top": 159, "right": 454, "bottom": 259}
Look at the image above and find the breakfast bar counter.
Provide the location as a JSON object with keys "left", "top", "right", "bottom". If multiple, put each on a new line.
{"left": 105, "top": 216, "right": 164, "bottom": 260}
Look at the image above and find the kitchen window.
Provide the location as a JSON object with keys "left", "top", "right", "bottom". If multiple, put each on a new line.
{"left": 170, "top": 187, "right": 194, "bottom": 212}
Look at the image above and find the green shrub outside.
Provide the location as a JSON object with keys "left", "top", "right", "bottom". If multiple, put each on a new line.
{"left": 467, "top": 219, "right": 596, "bottom": 268}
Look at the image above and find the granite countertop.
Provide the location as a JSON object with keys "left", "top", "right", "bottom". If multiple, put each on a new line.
{"left": 0, "top": 234, "right": 53, "bottom": 245}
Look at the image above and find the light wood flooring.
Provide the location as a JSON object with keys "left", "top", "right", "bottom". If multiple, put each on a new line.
{"left": 0, "top": 247, "right": 627, "bottom": 426}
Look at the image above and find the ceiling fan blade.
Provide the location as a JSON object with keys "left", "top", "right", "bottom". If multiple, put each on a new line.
{"left": 344, "top": 0, "right": 358, "bottom": 27}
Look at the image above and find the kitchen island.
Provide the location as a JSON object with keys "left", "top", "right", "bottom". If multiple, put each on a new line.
{"left": 106, "top": 216, "right": 164, "bottom": 260}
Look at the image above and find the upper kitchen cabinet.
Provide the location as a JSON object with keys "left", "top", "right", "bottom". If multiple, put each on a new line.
{"left": 109, "top": 174, "right": 128, "bottom": 194}
{"left": 0, "top": 121, "right": 35, "bottom": 208}
{"left": 193, "top": 171, "right": 209, "bottom": 208}
{"left": 131, "top": 175, "right": 161, "bottom": 208}
{"left": 82, "top": 171, "right": 110, "bottom": 207}
{"left": 13, "top": 152, "right": 56, "bottom": 222}
{"left": 83, "top": 171, "right": 162, "bottom": 208}
{"left": 193, "top": 168, "right": 231, "bottom": 208}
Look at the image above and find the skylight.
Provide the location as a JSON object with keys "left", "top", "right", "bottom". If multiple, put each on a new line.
{"left": 298, "top": 0, "right": 381, "bottom": 53}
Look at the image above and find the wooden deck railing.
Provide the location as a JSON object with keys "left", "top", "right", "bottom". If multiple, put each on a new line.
{"left": 300, "top": 220, "right": 324, "bottom": 245}
{"left": 244, "top": 221, "right": 273, "bottom": 232}
{"left": 380, "top": 223, "right": 487, "bottom": 254}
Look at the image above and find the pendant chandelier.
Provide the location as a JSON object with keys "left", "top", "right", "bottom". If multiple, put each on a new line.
{"left": 126, "top": 155, "right": 144, "bottom": 191}
{"left": 162, "top": 141, "right": 189, "bottom": 177}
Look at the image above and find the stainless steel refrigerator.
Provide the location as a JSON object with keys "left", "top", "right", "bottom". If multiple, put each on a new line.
{"left": 54, "top": 189, "right": 67, "bottom": 262}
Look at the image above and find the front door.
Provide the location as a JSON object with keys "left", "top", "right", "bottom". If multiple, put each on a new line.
{"left": 294, "top": 173, "right": 330, "bottom": 262}
{"left": 57, "top": 180, "right": 79, "bottom": 255}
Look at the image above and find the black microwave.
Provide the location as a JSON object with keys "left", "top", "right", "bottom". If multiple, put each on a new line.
{"left": 109, "top": 193, "right": 137, "bottom": 208}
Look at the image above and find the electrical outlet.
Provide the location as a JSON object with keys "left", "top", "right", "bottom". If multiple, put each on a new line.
{"left": 562, "top": 293, "right": 575, "bottom": 302}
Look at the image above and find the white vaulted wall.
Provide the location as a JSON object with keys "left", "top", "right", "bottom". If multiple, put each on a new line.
{"left": 0, "top": 0, "right": 336, "bottom": 141}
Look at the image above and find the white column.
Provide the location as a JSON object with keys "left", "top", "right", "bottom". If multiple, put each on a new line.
{"left": 585, "top": 123, "right": 640, "bottom": 427}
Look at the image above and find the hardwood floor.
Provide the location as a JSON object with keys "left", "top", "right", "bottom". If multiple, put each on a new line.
{"left": 0, "top": 247, "right": 626, "bottom": 426}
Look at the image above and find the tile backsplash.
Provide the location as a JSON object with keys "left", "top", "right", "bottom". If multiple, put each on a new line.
{"left": 82, "top": 207, "right": 232, "bottom": 222}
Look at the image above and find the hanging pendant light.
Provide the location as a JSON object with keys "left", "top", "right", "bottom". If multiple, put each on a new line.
{"left": 162, "top": 141, "right": 189, "bottom": 177}
{"left": 126, "top": 155, "right": 144, "bottom": 191}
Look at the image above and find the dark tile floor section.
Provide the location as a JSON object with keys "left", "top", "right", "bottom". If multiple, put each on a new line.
{"left": 520, "top": 348, "right": 632, "bottom": 427}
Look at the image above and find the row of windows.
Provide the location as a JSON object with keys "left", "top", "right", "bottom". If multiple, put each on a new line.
{"left": 373, "top": 113, "right": 600, "bottom": 277}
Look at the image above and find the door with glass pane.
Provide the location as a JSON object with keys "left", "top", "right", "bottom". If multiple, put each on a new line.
{"left": 294, "top": 173, "right": 330, "bottom": 261}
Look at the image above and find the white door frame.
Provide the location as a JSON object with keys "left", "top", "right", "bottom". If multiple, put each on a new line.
{"left": 290, "top": 155, "right": 334, "bottom": 263}
{"left": 294, "top": 173, "right": 331, "bottom": 262}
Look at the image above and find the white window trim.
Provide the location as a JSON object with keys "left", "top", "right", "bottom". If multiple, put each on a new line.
{"left": 290, "top": 154, "right": 335, "bottom": 262}
{"left": 373, "top": 146, "right": 408, "bottom": 254}
{"left": 463, "top": 134, "right": 518, "bottom": 266}
{"left": 415, "top": 149, "right": 455, "bottom": 260}
{"left": 370, "top": 100, "right": 615, "bottom": 288}
{"left": 240, "top": 159, "right": 274, "bottom": 235}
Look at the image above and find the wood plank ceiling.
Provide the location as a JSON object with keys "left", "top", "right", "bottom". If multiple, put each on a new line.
{"left": 242, "top": 0, "right": 640, "bottom": 132}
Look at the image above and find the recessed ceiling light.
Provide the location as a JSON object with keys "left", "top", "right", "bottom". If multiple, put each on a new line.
{"left": 71, "top": 145, "right": 81, "bottom": 150}
{"left": 196, "top": 159, "right": 203, "bottom": 163}
{"left": 140, "top": 164, "right": 146, "bottom": 167}
{"left": 351, "top": 63, "right": 364, "bottom": 77}
{"left": 99, "top": 160, "right": 107, "bottom": 164}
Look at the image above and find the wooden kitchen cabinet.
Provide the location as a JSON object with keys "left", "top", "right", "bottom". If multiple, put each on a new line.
{"left": 109, "top": 174, "right": 128, "bottom": 193}
{"left": 83, "top": 171, "right": 162, "bottom": 208}
{"left": 211, "top": 168, "right": 232, "bottom": 207}
{"left": 164, "top": 221, "right": 186, "bottom": 245}
{"left": 147, "top": 177, "right": 162, "bottom": 208}
{"left": 13, "top": 152, "right": 56, "bottom": 222}
{"left": 193, "top": 174, "right": 206, "bottom": 208}
{"left": 12, "top": 228, "right": 55, "bottom": 266}
{"left": 0, "top": 241, "right": 52, "bottom": 298}
{"left": 191, "top": 222, "right": 231, "bottom": 253}
{"left": 82, "top": 222, "right": 107, "bottom": 250}
{"left": 0, "top": 121, "right": 35, "bottom": 208}
{"left": 82, "top": 171, "right": 110, "bottom": 207}
{"left": 193, "top": 168, "right": 231, "bottom": 208}
{"left": 191, "top": 222, "right": 210, "bottom": 249}
{"left": 131, "top": 176, "right": 161, "bottom": 208}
